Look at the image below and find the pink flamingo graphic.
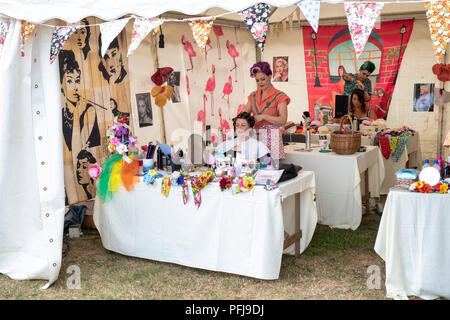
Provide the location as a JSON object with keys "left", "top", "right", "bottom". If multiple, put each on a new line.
{"left": 197, "top": 94, "right": 207, "bottom": 133}
{"left": 211, "top": 133, "right": 218, "bottom": 144}
{"left": 186, "top": 75, "right": 190, "bottom": 95}
{"left": 218, "top": 108, "right": 231, "bottom": 133}
{"left": 237, "top": 104, "right": 245, "bottom": 115}
{"left": 222, "top": 75, "right": 233, "bottom": 118}
{"left": 204, "top": 38, "right": 213, "bottom": 72}
{"left": 205, "top": 64, "right": 216, "bottom": 117}
{"left": 213, "top": 26, "right": 224, "bottom": 60}
{"left": 226, "top": 40, "right": 239, "bottom": 82}
{"left": 181, "top": 35, "right": 196, "bottom": 72}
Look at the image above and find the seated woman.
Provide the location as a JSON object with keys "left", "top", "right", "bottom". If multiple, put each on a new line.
{"left": 216, "top": 112, "right": 270, "bottom": 168}
{"left": 349, "top": 88, "right": 376, "bottom": 122}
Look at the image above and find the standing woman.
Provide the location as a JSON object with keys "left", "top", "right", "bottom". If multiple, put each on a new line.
{"left": 343, "top": 60, "right": 375, "bottom": 102}
{"left": 244, "top": 61, "right": 290, "bottom": 168}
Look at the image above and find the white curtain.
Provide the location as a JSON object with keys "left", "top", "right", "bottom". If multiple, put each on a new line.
{"left": 0, "top": 21, "right": 65, "bottom": 288}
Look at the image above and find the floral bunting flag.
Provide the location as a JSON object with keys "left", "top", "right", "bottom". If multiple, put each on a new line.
{"left": 187, "top": 17, "right": 215, "bottom": 53}
{"left": 50, "top": 26, "right": 78, "bottom": 63}
{"left": 344, "top": 2, "right": 384, "bottom": 59}
{"left": 0, "top": 19, "right": 10, "bottom": 59}
{"left": 20, "top": 21, "right": 36, "bottom": 57}
{"left": 425, "top": 1, "right": 450, "bottom": 63}
{"left": 127, "top": 17, "right": 164, "bottom": 56}
{"left": 238, "top": 3, "right": 270, "bottom": 51}
{"left": 296, "top": 0, "right": 321, "bottom": 33}
{"left": 99, "top": 17, "right": 130, "bottom": 57}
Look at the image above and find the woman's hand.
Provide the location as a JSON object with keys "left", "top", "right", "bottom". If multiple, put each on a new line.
{"left": 357, "top": 81, "right": 364, "bottom": 90}
{"left": 254, "top": 114, "right": 265, "bottom": 123}
{"left": 344, "top": 74, "right": 354, "bottom": 82}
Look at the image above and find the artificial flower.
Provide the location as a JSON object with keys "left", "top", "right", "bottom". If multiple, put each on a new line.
{"left": 110, "top": 137, "right": 121, "bottom": 147}
{"left": 116, "top": 144, "right": 128, "bottom": 154}
{"left": 128, "top": 136, "right": 138, "bottom": 146}
{"left": 151, "top": 85, "right": 174, "bottom": 107}
{"left": 171, "top": 171, "right": 181, "bottom": 180}
{"left": 108, "top": 144, "right": 116, "bottom": 153}
{"left": 439, "top": 183, "right": 449, "bottom": 194}
{"left": 141, "top": 145, "right": 149, "bottom": 153}
{"left": 88, "top": 163, "right": 101, "bottom": 180}
{"left": 116, "top": 126, "right": 128, "bottom": 137}
{"left": 176, "top": 176, "right": 185, "bottom": 186}
{"left": 219, "top": 177, "right": 233, "bottom": 191}
{"left": 119, "top": 115, "right": 128, "bottom": 124}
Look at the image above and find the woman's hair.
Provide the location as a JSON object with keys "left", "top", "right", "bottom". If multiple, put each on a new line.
{"left": 275, "top": 58, "right": 288, "bottom": 70}
{"left": 58, "top": 49, "right": 80, "bottom": 84}
{"left": 98, "top": 36, "right": 127, "bottom": 83}
{"left": 250, "top": 61, "right": 272, "bottom": 78}
{"left": 80, "top": 18, "right": 91, "bottom": 60}
{"left": 349, "top": 88, "right": 367, "bottom": 114}
{"left": 232, "top": 111, "right": 256, "bottom": 129}
{"left": 359, "top": 61, "right": 375, "bottom": 73}
{"left": 338, "top": 65, "right": 347, "bottom": 75}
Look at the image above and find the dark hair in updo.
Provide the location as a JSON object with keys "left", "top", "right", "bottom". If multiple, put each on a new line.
{"left": 232, "top": 111, "right": 256, "bottom": 129}
{"left": 250, "top": 61, "right": 272, "bottom": 78}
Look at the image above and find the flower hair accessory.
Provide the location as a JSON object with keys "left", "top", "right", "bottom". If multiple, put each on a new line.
{"left": 235, "top": 175, "right": 255, "bottom": 193}
{"left": 264, "top": 179, "right": 278, "bottom": 191}
{"left": 143, "top": 170, "right": 161, "bottom": 185}
{"left": 88, "top": 163, "right": 101, "bottom": 180}
{"left": 219, "top": 177, "right": 233, "bottom": 191}
{"left": 107, "top": 117, "right": 137, "bottom": 155}
{"left": 161, "top": 177, "right": 171, "bottom": 197}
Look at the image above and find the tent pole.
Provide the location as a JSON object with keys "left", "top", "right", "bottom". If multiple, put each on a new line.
{"left": 150, "top": 30, "right": 167, "bottom": 144}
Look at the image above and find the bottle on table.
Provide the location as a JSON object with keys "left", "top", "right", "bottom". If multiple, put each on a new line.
{"left": 432, "top": 160, "right": 441, "bottom": 178}
{"left": 422, "top": 159, "right": 430, "bottom": 170}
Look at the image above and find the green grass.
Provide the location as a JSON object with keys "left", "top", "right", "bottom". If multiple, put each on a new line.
{"left": 0, "top": 214, "right": 395, "bottom": 300}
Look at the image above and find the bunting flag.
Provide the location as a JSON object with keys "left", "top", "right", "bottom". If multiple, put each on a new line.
{"left": 99, "top": 17, "right": 130, "bottom": 57}
{"left": 50, "top": 26, "right": 78, "bottom": 63}
{"left": 344, "top": 2, "right": 384, "bottom": 59}
{"left": 0, "top": 19, "right": 10, "bottom": 59}
{"left": 20, "top": 21, "right": 36, "bottom": 57}
{"left": 187, "top": 17, "right": 215, "bottom": 53}
{"left": 425, "top": 1, "right": 450, "bottom": 63}
{"left": 296, "top": 0, "right": 321, "bottom": 33}
{"left": 127, "top": 17, "right": 164, "bottom": 56}
{"left": 238, "top": 3, "right": 271, "bottom": 51}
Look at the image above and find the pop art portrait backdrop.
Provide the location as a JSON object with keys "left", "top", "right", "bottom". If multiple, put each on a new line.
{"left": 302, "top": 19, "right": 414, "bottom": 120}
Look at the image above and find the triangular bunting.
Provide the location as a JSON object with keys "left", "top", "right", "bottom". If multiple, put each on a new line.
{"left": 20, "top": 21, "right": 36, "bottom": 57}
{"left": 296, "top": 0, "right": 321, "bottom": 33}
{"left": 425, "top": 1, "right": 450, "bottom": 63}
{"left": 344, "top": 2, "right": 384, "bottom": 59}
{"left": 238, "top": 3, "right": 271, "bottom": 51}
{"left": 187, "top": 17, "right": 215, "bottom": 53}
{"left": 50, "top": 26, "right": 78, "bottom": 64}
{"left": 127, "top": 17, "right": 164, "bottom": 56}
{"left": 99, "top": 17, "right": 130, "bottom": 57}
{"left": 0, "top": 19, "right": 11, "bottom": 59}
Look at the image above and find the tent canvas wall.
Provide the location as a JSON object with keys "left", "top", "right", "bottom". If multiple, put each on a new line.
{"left": 0, "top": 1, "right": 448, "bottom": 288}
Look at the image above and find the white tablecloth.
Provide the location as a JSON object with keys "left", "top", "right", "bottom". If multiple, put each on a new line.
{"left": 93, "top": 170, "right": 318, "bottom": 280}
{"left": 374, "top": 190, "right": 450, "bottom": 300}
{"left": 283, "top": 144, "right": 384, "bottom": 230}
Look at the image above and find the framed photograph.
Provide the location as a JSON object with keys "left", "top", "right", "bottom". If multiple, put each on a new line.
{"left": 136, "top": 93, "right": 153, "bottom": 127}
{"left": 273, "top": 56, "right": 288, "bottom": 82}
{"left": 167, "top": 71, "right": 181, "bottom": 103}
{"left": 413, "top": 83, "right": 434, "bottom": 112}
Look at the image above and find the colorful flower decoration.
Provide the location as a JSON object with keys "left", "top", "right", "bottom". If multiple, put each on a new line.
{"left": 219, "top": 177, "right": 233, "bottom": 191}
{"left": 151, "top": 85, "right": 174, "bottom": 107}
{"left": 264, "top": 179, "right": 278, "bottom": 191}
{"left": 235, "top": 175, "right": 255, "bottom": 193}
{"left": 434, "top": 182, "right": 449, "bottom": 194}
{"left": 411, "top": 180, "right": 433, "bottom": 193}
{"left": 143, "top": 170, "right": 161, "bottom": 185}
{"left": 161, "top": 177, "right": 171, "bottom": 197}
{"left": 88, "top": 163, "right": 101, "bottom": 180}
{"left": 106, "top": 116, "right": 136, "bottom": 155}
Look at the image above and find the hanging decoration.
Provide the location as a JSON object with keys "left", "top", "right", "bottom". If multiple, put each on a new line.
{"left": 20, "top": 20, "right": 35, "bottom": 56}
{"left": 187, "top": 17, "right": 215, "bottom": 53}
{"left": 0, "top": 19, "right": 10, "bottom": 59}
{"left": 50, "top": 26, "right": 78, "bottom": 63}
{"left": 238, "top": 2, "right": 270, "bottom": 51}
{"left": 296, "top": 0, "right": 321, "bottom": 33}
{"left": 344, "top": 2, "right": 384, "bottom": 59}
{"left": 424, "top": 1, "right": 450, "bottom": 63}
{"left": 99, "top": 17, "right": 130, "bottom": 57}
{"left": 127, "top": 17, "right": 164, "bottom": 56}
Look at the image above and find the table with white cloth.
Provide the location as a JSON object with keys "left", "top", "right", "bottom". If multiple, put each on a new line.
{"left": 374, "top": 190, "right": 450, "bottom": 300}
{"left": 283, "top": 144, "right": 384, "bottom": 230}
{"left": 310, "top": 132, "right": 421, "bottom": 194}
{"left": 93, "top": 170, "right": 318, "bottom": 280}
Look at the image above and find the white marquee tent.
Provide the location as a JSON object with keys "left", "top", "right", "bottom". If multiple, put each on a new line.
{"left": 0, "top": 0, "right": 447, "bottom": 288}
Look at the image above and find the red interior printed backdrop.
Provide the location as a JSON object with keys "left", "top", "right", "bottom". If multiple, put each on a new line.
{"left": 302, "top": 19, "right": 414, "bottom": 120}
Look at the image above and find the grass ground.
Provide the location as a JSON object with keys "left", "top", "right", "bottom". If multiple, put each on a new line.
{"left": 0, "top": 213, "right": 393, "bottom": 300}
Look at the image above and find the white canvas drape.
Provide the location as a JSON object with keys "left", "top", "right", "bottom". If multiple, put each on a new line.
{"left": 0, "top": 22, "right": 65, "bottom": 288}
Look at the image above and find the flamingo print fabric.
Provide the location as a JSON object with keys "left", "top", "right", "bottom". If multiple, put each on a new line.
{"left": 181, "top": 25, "right": 248, "bottom": 144}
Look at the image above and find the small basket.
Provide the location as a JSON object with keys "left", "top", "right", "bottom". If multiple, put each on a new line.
{"left": 330, "top": 115, "right": 361, "bottom": 155}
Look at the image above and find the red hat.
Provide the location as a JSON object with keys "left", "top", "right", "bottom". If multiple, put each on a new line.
{"left": 151, "top": 67, "right": 174, "bottom": 86}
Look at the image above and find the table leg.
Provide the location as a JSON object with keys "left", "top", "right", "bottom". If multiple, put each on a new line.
{"left": 283, "top": 192, "right": 302, "bottom": 258}
{"left": 365, "top": 169, "right": 369, "bottom": 215}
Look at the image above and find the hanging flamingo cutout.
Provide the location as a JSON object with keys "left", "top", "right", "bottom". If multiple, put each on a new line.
{"left": 186, "top": 75, "right": 190, "bottom": 95}
{"left": 222, "top": 76, "right": 233, "bottom": 119}
{"left": 181, "top": 35, "right": 196, "bottom": 72}
{"left": 218, "top": 108, "right": 231, "bottom": 134}
{"left": 213, "top": 26, "right": 224, "bottom": 60}
{"left": 205, "top": 64, "right": 216, "bottom": 117}
{"left": 197, "top": 94, "right": 207, "bottom": 133}
{"left": 204, "top": 38, "right": 213, "bottom": 72}
{"left": 237, "top": 104, "right": 245, "bottom": 116}
{"left": 226, "top": 40, "right": 239, "bottom": 82}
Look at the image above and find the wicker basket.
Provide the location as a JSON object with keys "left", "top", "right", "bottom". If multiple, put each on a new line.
{"left": 330, "top": 115, "right": 361, "bottom": 155}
